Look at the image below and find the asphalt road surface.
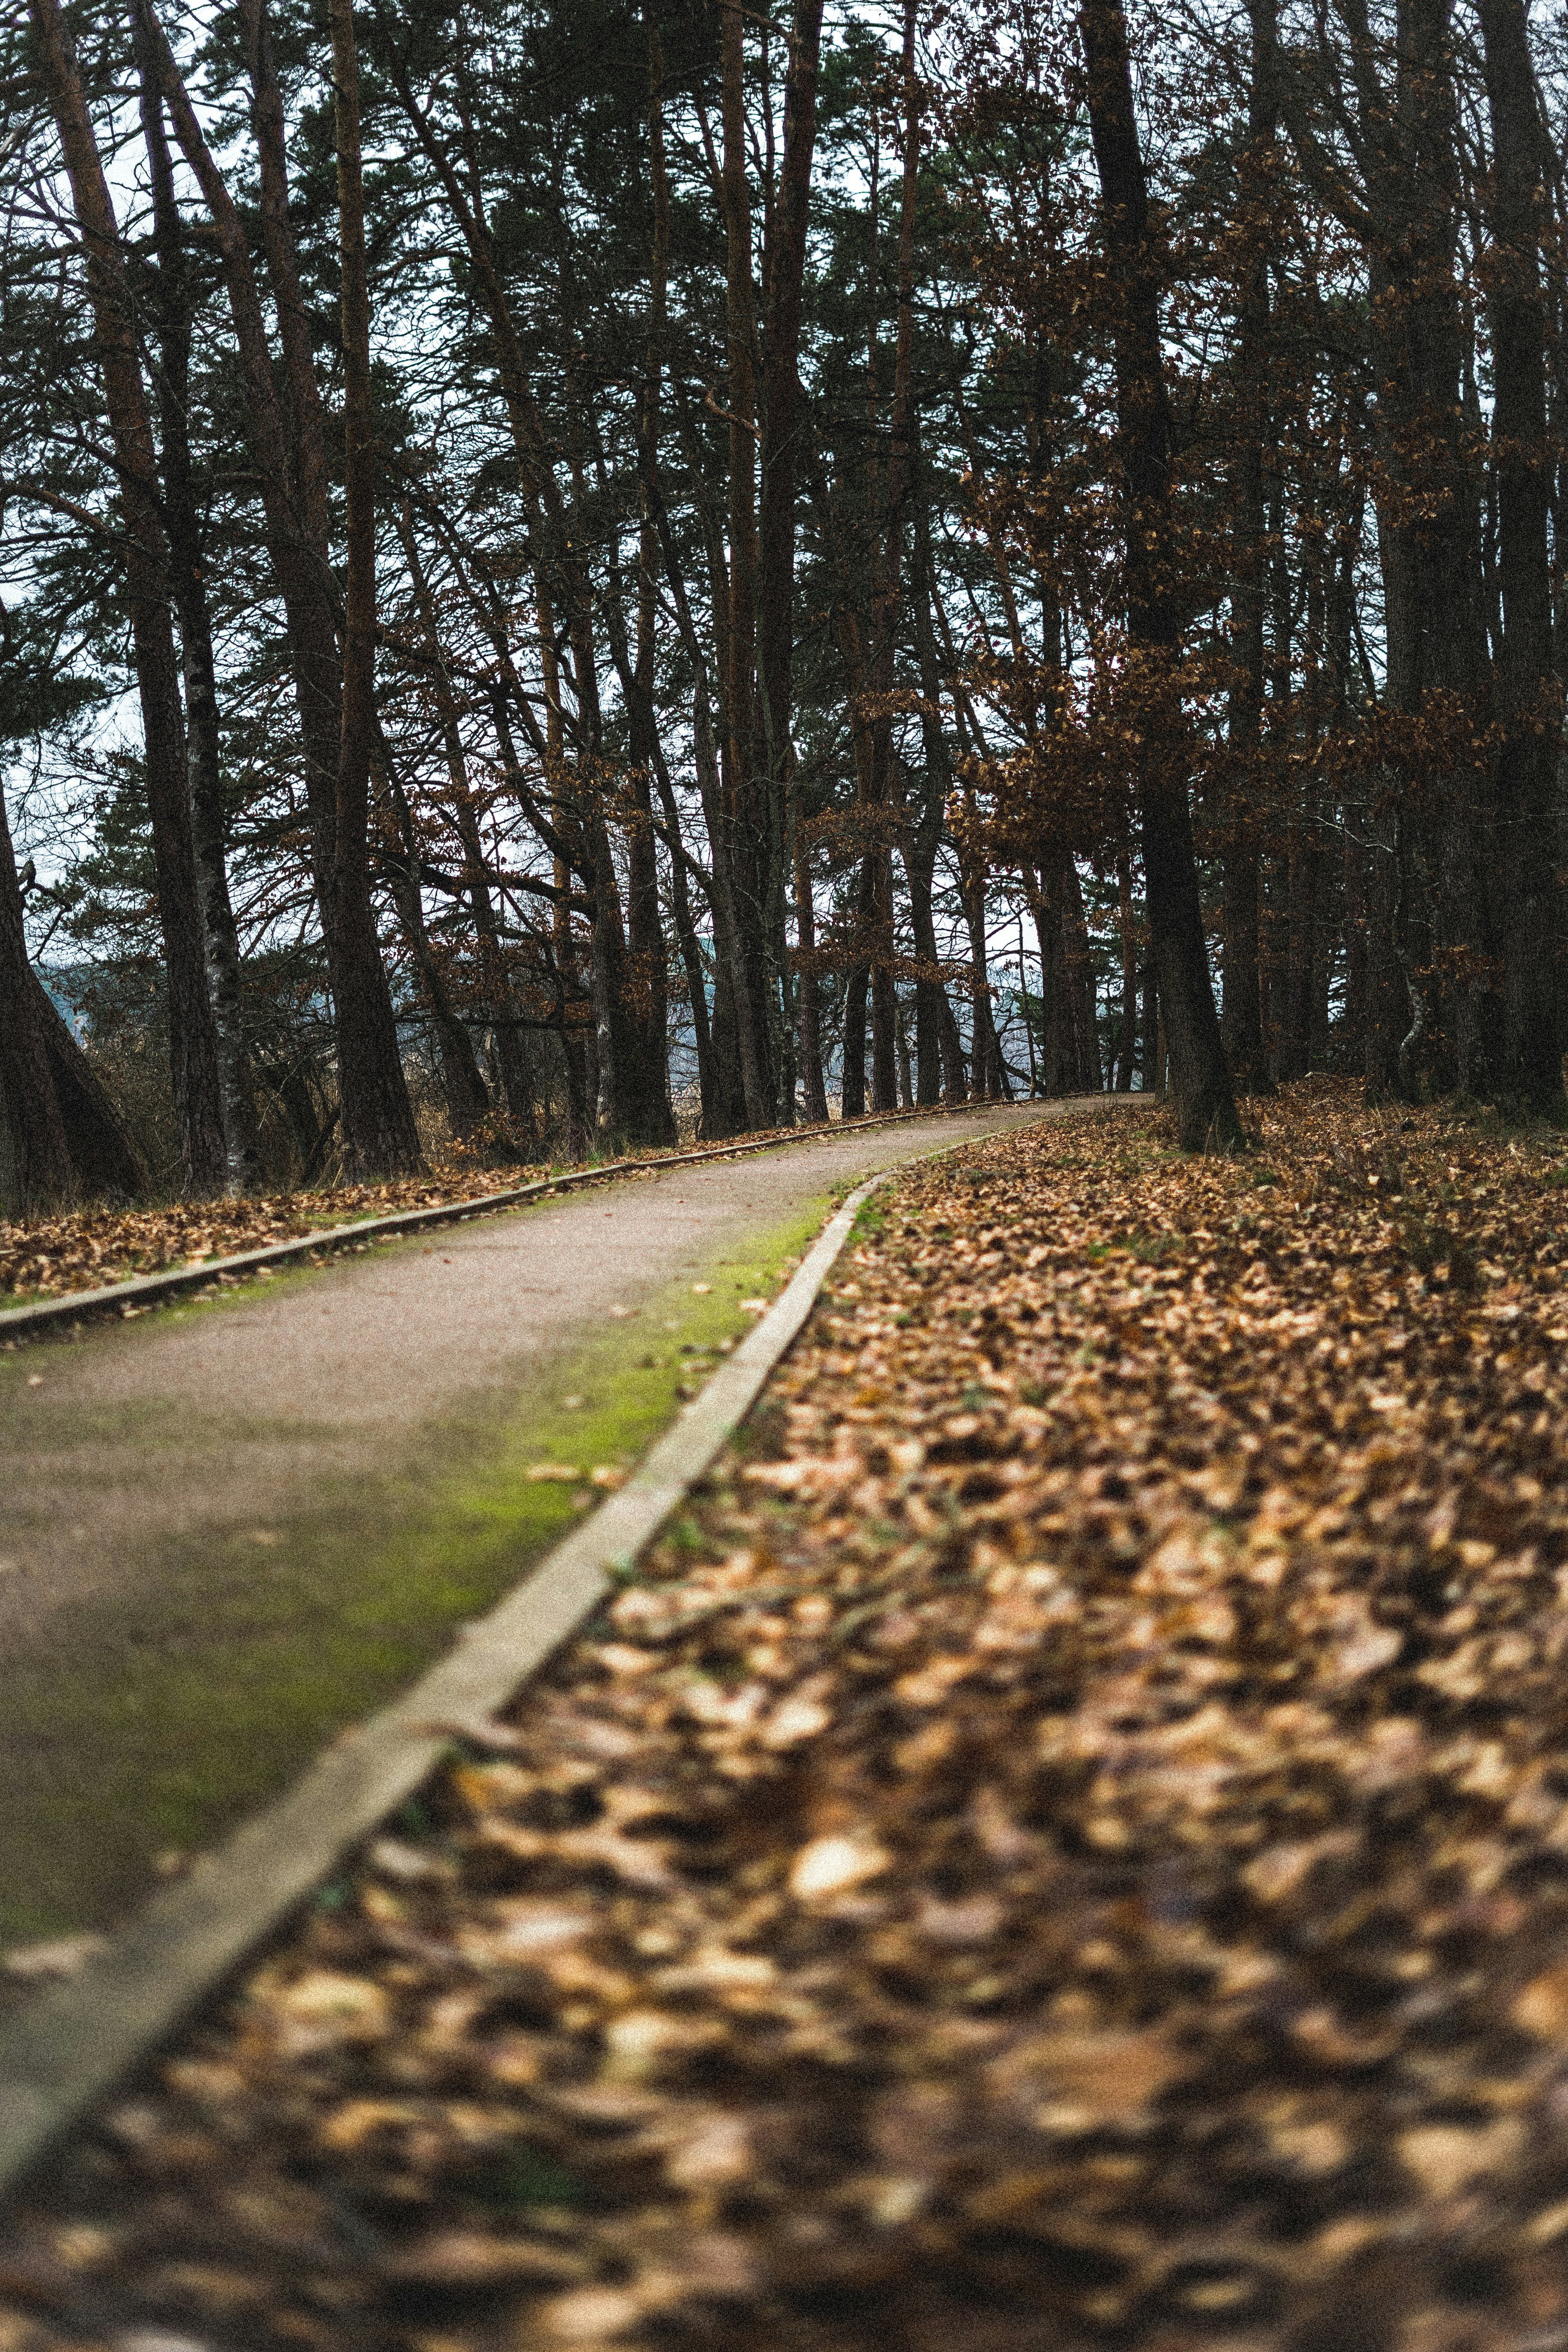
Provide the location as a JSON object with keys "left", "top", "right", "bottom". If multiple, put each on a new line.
{"left": 0, "top": 1103, "right": 1075, "bottom": 1949}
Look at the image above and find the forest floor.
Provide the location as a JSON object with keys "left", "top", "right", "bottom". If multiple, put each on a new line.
{"left": 5, "top": 1080, "right": 1568, "bottom": 2352}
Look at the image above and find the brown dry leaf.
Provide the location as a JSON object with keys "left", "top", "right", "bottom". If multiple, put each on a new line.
{"left": 14, "top": 1093, "right": 1568, "bottom": 2352}
{"left": 1399, "top": 2119, "right": 1523, "bottom": 2200}
{"left": 788, "top": 1831, "right": 892, "bottom": 1900}
{"left": 377, "top": 2231, "right": 587, "bottom": 2289}
{"left": 993, "top": 2027, "right": 1192, "bottom": 2129}
{"left": 260, "top": 1969, "right": 389, "bottom": 2056}
{"left": 1512, "top": 1962, "right": 1568, "bottom": 2041}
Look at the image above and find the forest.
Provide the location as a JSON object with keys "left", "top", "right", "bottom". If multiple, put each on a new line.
{"left": 0, "top": 0, "right": 1564, "bottom": 1204}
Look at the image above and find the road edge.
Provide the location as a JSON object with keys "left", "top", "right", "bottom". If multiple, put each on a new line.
{"left": 0, "top": 1156, "right": 915, "bottom": 2202}
{"left": 0, "top": 1100, "right": 1024, "bottom": 1341}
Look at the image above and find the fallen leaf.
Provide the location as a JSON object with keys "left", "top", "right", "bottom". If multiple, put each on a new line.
{"left": 1399, "top": 2119, "right": 1521, "bottom": 2200}
{"left": 789, "top": 1832, "right": 893, "bottom": 1900}
{"left": 1513, "top": 1962, "right": 1568, "bottom": 2041}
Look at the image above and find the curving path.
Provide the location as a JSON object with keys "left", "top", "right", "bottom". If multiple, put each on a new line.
{"left": 0, "top": 1102, "right": 1074, "bottom": 1951}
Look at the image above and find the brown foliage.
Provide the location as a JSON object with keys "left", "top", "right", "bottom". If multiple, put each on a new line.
{"left": 7, "top": 1089, "right": 1568, "bottom": 2348}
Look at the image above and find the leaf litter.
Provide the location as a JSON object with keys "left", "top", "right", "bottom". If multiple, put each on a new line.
{"left": 0, "top": 1169, "right": 548, "bottom": 1307}
{"left": 7, "top": 1083, "right": 1568, "bottom": 2347}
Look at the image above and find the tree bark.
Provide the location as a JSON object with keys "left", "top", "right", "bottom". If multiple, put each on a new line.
{"left": 237, "top": 0, "right": 348, "bottom": 847}
{"left": 759, "top": 0, "right": 827, "bottom": 1124}
{"left": 328, "top": 0, "right": 423, "bottom": 1177}
{"left": 146, "top": 0, "right": 418, "bottom": 1171}
{"left": 909, "top": 439, "right": 967, "bottom": 1102}
{"left": 0, "top": 782, "right": 71, "bottom": 1210}
{"left": 719, "top": 1, "right": 776, "bottom": 1124}
{"left": 962, "top": 801, "right": 1004, "bottom": 1098}
{"left": 133, "top": 15, "right": 261, "bottom": 1192}
{"left": 1222, "top": 0, "right": 1273, "bottom": 1091}
{"left": 860, "top": 0, "right": 924, "bottom": 1115}
{"left": 1033, "top": 869, "right": 1070, "bottom": 1094}
{"left": 28, "top": 0, "right": 227, "bottom": 1194}
{"left": 1032, "top": 855, "right": 1101, "bottom": 1093}
{"left": 1080, "top": 0, "right": 1242, "bottom": 1149}
{"left": 626, "top": 25, "right": 680, "bottom": 1146}
{"left": 1479, "top": 0, "right": 1563, "bottom": 1104}
{"left": 649, "top": 475, "right": 762, "bottom": 1132}
{"left": 800, "top": 417, "right": 883, "bottom": 1116}
{"left": 1062, "top": 856, "right": 1103, "bottom": 1087}
{"left": 1280, "top": 0, "right": 1491, "bottom": 1094}
{"left": 1114, "top": 852, "right": 1139, "bottom": 1089}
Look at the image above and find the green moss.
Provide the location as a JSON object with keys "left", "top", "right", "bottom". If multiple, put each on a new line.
{"left": 0, "top": 1199, "right": 829, "bottom": 1945}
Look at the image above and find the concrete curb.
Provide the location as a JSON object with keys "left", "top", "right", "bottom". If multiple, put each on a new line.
{"left": 0, "top": 1156, "right": 913, "bottom": 2201}
{"left": 0, "top": 1099, "right": 1020, "bottom": 1341}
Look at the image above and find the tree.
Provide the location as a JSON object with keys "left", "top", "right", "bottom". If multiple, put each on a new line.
{"left": 1079, "top": 0, "right": 1241, "bottom": 1149}
{"left": 27, "top": 0, "right": 227, "bottom": 1194}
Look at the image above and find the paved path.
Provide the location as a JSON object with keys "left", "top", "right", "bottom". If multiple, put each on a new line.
{"left": 0, "top": 1104, "right": 1067, "bottom": 1949}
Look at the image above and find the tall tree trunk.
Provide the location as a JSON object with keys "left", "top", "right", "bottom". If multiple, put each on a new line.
{"left": 237, "top": 0, "right": 351, "bottom": 861}
{"left": 909, "top": 438, "right": 967, "bottom": 1102}
{"left": 0, "top": 781, "right": 71, "bottom": 1210}
{"left": 623, "top": 28, "right": 679, "bottom": 1147}
{"left": 146, "top": 0, "right": 418, "bottom": 1171}
{"left": 903, "top": 825, "right": 948, "bottom": 1105}
{"left": 841, "top": 855, "right": 876, "bottom": 1118}
{"left": 1292, "top": 0, "right": 1492, "bottom": 1094}
{"left": 1284, "top": 503, "right": 1327, "bottom": 1077}
{"left": 1479, "top": 0, "right": 1563, "bottom": 1104}
{"left": 1114, "top": 851, "right": 1139, "bottom": 1090}
{"left": 719, "top": 0, "right": 776, "bottom": 1123}
{"left": 1343, "top": 813, "right": 1368, "bottom": 1058}
{"left": 133, "top": 20, "right": 261, "bottom": 1192}
{"left": 381, "top": 28, "right": 633, "bottom": 1144}
{"left": 1031, "top": 856, "right": 1101, "bottom": 1093}
{"left": 28, "top": 0, "right": 227, "bottom": 1194}
{"left": 1222, "top": 0, "right": 1273, "bottom": 1090}
{"left": 572, "top": 328, "right": 676, "bottom": 1151}
{"left": 758, "top": 0, "right": 827, "bottom": 1124}
{"left": 668, "top": 382, "right": 761, "bottom": 1129}
{"left": 1080, "top": 0, "right": 1242, "bottom": 1149}
{"left": 860, "top": 0, "right": 923, "bottom": 1114}
{"left": 328, "top": 0, "right": 423, "bottom": 1177}
{"left": 1062, "top": 855, "right": 1103, "bottom": 1087}
{"left": 800, "top": 418, "right": 882, "bottom": 1116}
{"left": 530, "top": 571, "right": 590, "bottom": 1158}
{"left": 962, "top": 798, "right": 1004, "bottom": 1097}
{"left": 1140, "top": 959, "right": 1159, "bottom": 1091}
{"left": 648, "top": 479, "right": 760, "bottom": 1133}
{"left": 1032, "top": 868, "right": 1070, "bottom": 1095}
